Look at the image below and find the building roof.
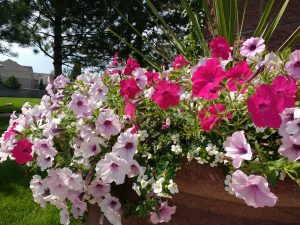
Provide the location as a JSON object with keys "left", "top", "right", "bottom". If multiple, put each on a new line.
{"left": 0, "top": 59, "right": 33, "bottom": 73}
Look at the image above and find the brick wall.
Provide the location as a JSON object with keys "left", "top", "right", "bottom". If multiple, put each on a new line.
{"left": 240, "top": 0, "right": 300, "bottom": 50}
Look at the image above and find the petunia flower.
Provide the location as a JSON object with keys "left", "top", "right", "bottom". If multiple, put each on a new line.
{"left": 95, "top": 109, "right": 121, "bottom": 139}
{"left": 192, "top": 58, "right": 225, "bottom": 100}
{"left": 11, "top": 139, "right": 33, "bottom": 165}
{"left": 87, "top": 179, "right": 111, "bottom": 199}
{"left": 124, "top": 57, "right": 140, "bottom": 75}
{"left": 69, "top": 93, "right": 92, "bottom": 118}
{"left": 145, "top": 71, "right": 160, "bottom": 85}
{"left": 284, "top": 50, "right": 300, "bottom": 80}
{"left": 226, "top": 61, "right": 252, "bottom": 92}
{"left": 240, "top": 37, "right": 265, "bottom": 58}
{"left": 150, "top": 201, "right": 176, "bottom": 224}
{"left": 95, "top": 152, "right": 130, "bottom": 185}
{"left": 89, "top": 81, "right": 108, "bottom": 103}
{"left": 247, "top": 85, "right": 282, "bottom": 128}
{"left": 198, "top": 104, "right": 230, "bottom": 132}
{"left": 209, "top": 36, "right": 231, "bottom": 60}
{"left": 53, "top": 75, "right": 70, "bottom": 89}
{"left": 112, "top": 132, "right": 138, "bottom": 161}
{"left": 231, "top": 170, "right": 278, "bottom": 208}
{"left": 171, "top": 54, "right": 189, "bottom": 69}
{"left": 133, "top": 68, "right": 147, "bottom": 90}
{"left": 270, "top": 75, "right": 297, "bottom": 112}
{"left": 100, "top": 195, "right": 122, "bottom": 225}
{"left": 279, "top": 135, "right": 300, "bottom": 161}
{"left": 151, "top": 79, "right": 180, "bottom": 110}
{"left": 223, "top": 131, "right": 252, "bottom": 168}
{"left": 120, "top": 78, "right": 141, "bottom": 99}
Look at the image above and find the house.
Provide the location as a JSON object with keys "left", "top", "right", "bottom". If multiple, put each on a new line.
{"left": 0, "top": 59, "right": 50, "bottom": 90}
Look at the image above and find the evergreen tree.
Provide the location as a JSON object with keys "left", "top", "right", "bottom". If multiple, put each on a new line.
{"left": 4, "top": 76, "right": 21, "bottom": 89}
{"left": 37, "top": 79, "right": 45, "bottom": 90}
{"left": 69, "top": 60, "right": 82, "bottom": 81}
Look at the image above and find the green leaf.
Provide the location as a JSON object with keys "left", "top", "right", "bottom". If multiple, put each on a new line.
{"left": 263, "top": 0, "right": 289, "bottom": 43}
{"left": 278, "top": 25, "right": 300, "bottom": 51}
{"left": 266, "top": 168, "right": 277, "bottom": 187}
{"left": 253, "top": 0, "right": 275, "bottom": 36}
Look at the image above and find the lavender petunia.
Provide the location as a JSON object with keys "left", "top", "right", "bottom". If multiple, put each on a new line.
{"left": 285, "top": 50, "right": 300, "bottom": 80}
{"left": 95, "top": 109, "right": 121, "bottom": 139}
{"left": 69, "top": 93, "right": 92, "bottom": 118}
{"left": 223, "top": 131, "right": 252, "bottom": 168}
{"left": 240, "top": 37, "right": 265, "bottom": 58}
{"left": 150, "top": 201, "right": 176, "bottom": 224}
{"left": 112, "top": 131, "right": 138, "bottom": 161}
{"left": 95, "top": 152, "right": 129, "bottom": 185}
{"left": 279, "top": 135, "right": 300, "bottom": 161}
{"left": 231, "top": 170, "right": 278, "bottom": 208}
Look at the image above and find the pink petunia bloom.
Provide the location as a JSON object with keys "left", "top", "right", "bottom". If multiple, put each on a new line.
{"left": 69, "top": 93, "right": 92, "bottom": 118}
{"left": 240, "top": 37, "right": 265, "bottom": 58}
{"left": 270, "top": 75, "right": 297, "bottom": 111}
{"left": 133, "top": 68, "right": 147, "bottom": 90}
{"left": 53, "top": 75, "right": 70, "bottom": 89}
{"left": 112, "top": 132, "right": 138, "bottom": 161}
{"left": 226, "top": 61, "right": 252, "bottom": 92}
{"left": 3, "top": 123, "right": 18, "bottom": 140}
{"left": 247, "top": 85, "right": 282, "bottom": 128}
{"left": 209, "top": 36, "right": 231, "bottom": 60}
{"left": 279, "top": 135, "right": 300, "bottom": 161}
{"left": 198, "top": 104, "right": 230, "bottom": 132}
{"left": 284, "top": 50, "right": 300, "bottom": 80}
{"left": 127, "top": 160, "right": 142, "bottom": 178}
{"left": 279, "top": 108, "right": 298, "bottom": 137}
{"left": 145, "top": 71, "right": 160, "bottom": 85}
{"left": 171, "top": 54, "right": 189, "bottom": 69}
{"left": 87, "top": 179, "right": 110, "bottom": 199}
{"left": 150, "top": 201, "right": 176, "bottom": 224}
{"left": 124, "top": 58, "right": 140, "bottom": 75}
{"left": 283, "top": 117, "right": 300, "bottom": 145}
{"left": 33, "top": 138, "right": 57, "bottom": 156}
{"left": 79, "top": 137, "right": 102, "bottom": 158}
{"left": 151, "top": 79, "right": 180, "bottom": 110}
{"left": 192, "top": 58, "right": 225, "bottom": 100}
{"left": 95, "top": 152, "right": 130, "bottom": 185}
{"left": 100, "top": 195, "right": 122, "bottom": 225}
{"left": 110, "top": 52, "right": 119, "bottom": 68}
{"left": 124, "top": 97, "right": 142, "bottom": 119}
{"left": 11, "top": 139, "right": 33, "bottom": 165}
{"left": 120, "top": 78, "right": 141, "bottom": 99}
{"left": 231, "top": 170, "right": 278, "bottom": 208}
{"left": 95, "top": 110, "right": 121, "bottom": 139}
{"left": 71, "top": 197, "right": 87, "bottom": 219}
{"left": 223, "top": 131, "right": 252, "bottom": 168}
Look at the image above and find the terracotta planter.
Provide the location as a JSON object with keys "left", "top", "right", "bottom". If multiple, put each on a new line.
{"left": 87, "top": 161, "right": 300, "bottom": 225}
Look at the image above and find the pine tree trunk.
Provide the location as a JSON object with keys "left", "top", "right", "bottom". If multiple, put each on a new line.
{"left": 53, "top": 14, "right": 62, "bottom": 78}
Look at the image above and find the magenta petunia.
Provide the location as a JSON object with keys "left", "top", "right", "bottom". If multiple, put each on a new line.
{"left": 192, "top": 58, "right": 225, "bottom": 100}
{"left": 284, "top": 50, "right": 300, "bottom": 80}
{"left": 198, "top": 104, "right": 231, "bottom": 132}
{"left": 124, "top": 58, "right": 140, "bottom": 75}
{"left": 247, "top": 77, "right": 297, "bottom": 128}
{"left": 226, "top": 61, "right": 252, "bottom": 92}
{"left": 124, "top": 97, "right": 142, "bottom": 119}
{"left": 11, "top": 139, "right": 33, "bottom": 165}
{"left": 231, "top": 170, "right": 278, "bottom": 208}
{"left": 209, "top": 36, "right": 231, "bottom": 60}
{"left": 145, "top": 71, "right": 160, "bottom": 85}
{"left": 171, "top": 54, "right": 189, "bottom": 69}
{"left": 270, "top": 75, "right": 297, "bottom": 111}
{"left": 120, "top": 78, "right": 141, "bottom": 99}
{"left": 151, "top": 79, "right": 180, "bottom": 110}
{"left": 3, "top": 123, "right": 18, "bottom": 140}
{"left": 247, "top": 85, "right": 281, "bottom": 128}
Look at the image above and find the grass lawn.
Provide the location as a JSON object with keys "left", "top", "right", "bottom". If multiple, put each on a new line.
{"left": 0, "top": 160, "right": 84, "bottom": 225}
{"left": 0, "top": 99, "right": 84, "bottom": 225}
{"left": 0, "top": 97, "right": 40, "bottom": 113}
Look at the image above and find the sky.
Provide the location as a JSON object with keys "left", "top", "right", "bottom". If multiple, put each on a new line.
{"left": 0, "top": 43, "right": 53, "bottom": 74}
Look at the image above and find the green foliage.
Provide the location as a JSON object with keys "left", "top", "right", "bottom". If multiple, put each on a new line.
{"left": 70, "top": 60, "right": 82, "bottom": 81}
{"left": 3, "top": 76, "right": 21, "bottom": 89}
{"left": 37, "top": 79, "right": 45, "bottom": 90}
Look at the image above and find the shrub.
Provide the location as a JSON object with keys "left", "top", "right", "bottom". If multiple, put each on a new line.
{"left": 3, "top": 76, "right": 21, "bottom": 89}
